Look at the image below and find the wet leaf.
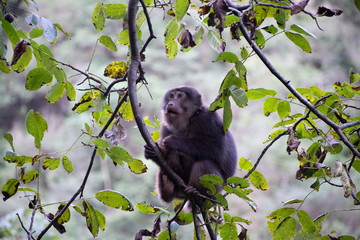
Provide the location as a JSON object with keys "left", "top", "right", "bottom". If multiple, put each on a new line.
{"left": 128, "top": 159, "right": 148, "bottom": 174}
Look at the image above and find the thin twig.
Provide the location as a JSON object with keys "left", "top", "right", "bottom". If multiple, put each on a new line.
{"left": 16, "top": 213, "right": 35, "bottom": 240}
{"left": 243, "top": 130, "right": 289, "bottom": 178}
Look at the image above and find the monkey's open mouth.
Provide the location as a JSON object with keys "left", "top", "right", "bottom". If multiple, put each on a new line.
{"left": 166, "top": 110, "right": 178, "bottom": 115}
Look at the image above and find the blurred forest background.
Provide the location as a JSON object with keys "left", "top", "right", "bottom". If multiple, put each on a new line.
{"left": 0, "top": 0, "right": 359, "bottom": 239}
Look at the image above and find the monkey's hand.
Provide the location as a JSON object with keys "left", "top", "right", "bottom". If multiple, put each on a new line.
{"left": 144, "top": 142, "right": 167, "bottom": 159}
{"left": 162, "top": 135, "right": 180, "bottom": 150}
{"left": 184, "top": 186, "right": 200, "bottom": 196}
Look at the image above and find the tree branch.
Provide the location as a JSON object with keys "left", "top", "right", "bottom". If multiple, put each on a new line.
{"left": 243, "top": 130, "right": 289, "bottom": 179}
{"left": 36, "top": 91, "right": 129, "bottom": 239}
{"left": 228, "top": 6, "right": 360, "bottom": 160}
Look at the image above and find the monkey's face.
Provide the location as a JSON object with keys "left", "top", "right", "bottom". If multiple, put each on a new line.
{"left": 162, "top": 87, "right": 202, "bottom": 133}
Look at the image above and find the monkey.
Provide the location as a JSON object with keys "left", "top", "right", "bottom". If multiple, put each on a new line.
{"left": 144, "top": 86, "right": 237, "bottom": 204}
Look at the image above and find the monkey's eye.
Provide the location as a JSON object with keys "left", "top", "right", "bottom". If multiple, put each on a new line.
{"left": 169, "top": 93, "right": 174, "bottom": 98}
{"left": 177, "top": 93, "right": 183, "bottom": 98}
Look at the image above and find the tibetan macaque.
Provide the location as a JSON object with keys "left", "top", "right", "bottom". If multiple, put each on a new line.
{"left": 144, "top": 86, "right": 237, "bottom": 203}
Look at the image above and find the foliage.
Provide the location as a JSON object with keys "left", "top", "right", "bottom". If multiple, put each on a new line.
{"left": 0, "top": 0, "right": 360, "bottom": 239}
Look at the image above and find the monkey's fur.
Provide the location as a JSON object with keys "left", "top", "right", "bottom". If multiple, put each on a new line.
{"left": 144, "top": 86, "right": 237, "bottom": 203}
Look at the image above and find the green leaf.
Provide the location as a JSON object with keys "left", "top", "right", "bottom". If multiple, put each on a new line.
{"left": 2, "top": 178, "right": 20, "bottom": 201}
{"left": 290, "top": 24, "right": 316, "bottom": 38}
{"left": 0, "top": 19, "right": 20, "bottom": 47}
{"left": 297, "top": 210, "right": 316, "bottom": 233}
{"left": 83, "top": 200, "right": 106, "bottom": 237}
{"left": 261, "top": 24, "right": 278, "bottom": 34}
{"left": 216, "top": 52, "right": 239, "bottom": 63}
{"left": 355, "top": 0, "right": 360, "bottom": 11}
{"left": 92, "top": 138, "right": 109, "bottom": 149}
{"left": 229, "top": 86, "right": 248, "bottom": 108}
{"left": 65, "top": 81, "right": 76, "bottom": 101}
{"left": 4, "top": 133, "right": 15, "bottom": 152}
{"left": 62, "top": 155, "right": 73, "bottom": 173}
{"left": 0, "top": 60, "right": 10, "bottom": 74}
{"left": 227, "top": 176, "right": 250, "bottom": 188}
{"left": 42, "top": 157, "right": 61, "bottom": 170}
{"left": 200, "top": 174, "right": 224, "bottom": 195}
{"left": 117, "top": 29, "right": 130, "bottom": 46}
{"left": 267, "top": 208, "right": 296, "bottom": 220}
{"left": 277, "top": 101, "right": 291, "bottom": 120}
{"left": 46, "top": 82, "right": 65, "bottom": 103}
{"left": 99, "top": 35, "right": 117, "bottom": 51}
{"left": 219, "top": 70, "right": 242, "bottom": 91}
{"left": 127, "top": 159, "right": 148, "bottom": 174}
{"left": 164, "top": 19, "right": 179, "bottom": 59}
{"left": 283, "top": 199, "right": 303, "bottom": 206}
{"left": 56, "top": 203, "right": 71, "bottom": 225}
{"left": 102, "top": 3, "right": 126, "bottom": 20}
{"left": 96, "top": 190, "right": 134, "bottom": 211}
{"left": 247, "top": 88, "right": 277, "bottom": 100}
{"left": 274, "top": 9, "right": 286, "bottom": 29}
{"left": 135, "top": 202, "right": 163, "bottom": 214}
{"left": 249, "top": 170, "right": 269, "bottom": 190}
{"left": 175, "top": 0, "right": 190, "bottom": 21}
{"left": 106, "top": 146, "right": 133, "bottom": 165}
{"left": 73, "top": 92, "right": 94, "bottom": 114}
{"left": 255, "top": 30, "right": 265, "bottom": 48}
{"left": 223, "top": 99, "right": 232, "bottom": 133}
{"left": 239, "top": 157, "right": 253, "bottom": 171}
{"left": 263, "top": 97, "right": 279, "bottom": 116}
{"left": 4, "top": 155, "right": 33, "bottom": 167}
{"left": 29, "top": 27, "right": 44, "bottom": 39}
{"left": 314, "top": 213, "right": 328, "bottom": 225}
{"left": 54, "top": 23, "right": 71, "bottom": 38}
{"left": 22, "top": 170, "right": 39, "bottom": 183}
{"left": 240, "top": 47, "right": 248, "bottom": 59}
{"left": 42, "top": 17, "right": 57, "bottom": 43}
{"left": 273, "top": 217, "right": 297, "bottom": 240}
{"left": 26, "top": 67, "right": 53, "bottom": 91}
{"left": 92, "top": 2, "right": 105, "bottom": 33}
{"left": 285, "top": 31, "right": 312, "bottom": 53}
{"left": 11, "top": 45, "right": 32, "bottom": 73}
{"left": 25, "top": 110, "right": 48, "bottom": 149}
{"left": 350, "top": 69, "right": 360, "bottom": 84}
{"left": 220, "top": 223, "right": 238, "bottom": 239}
